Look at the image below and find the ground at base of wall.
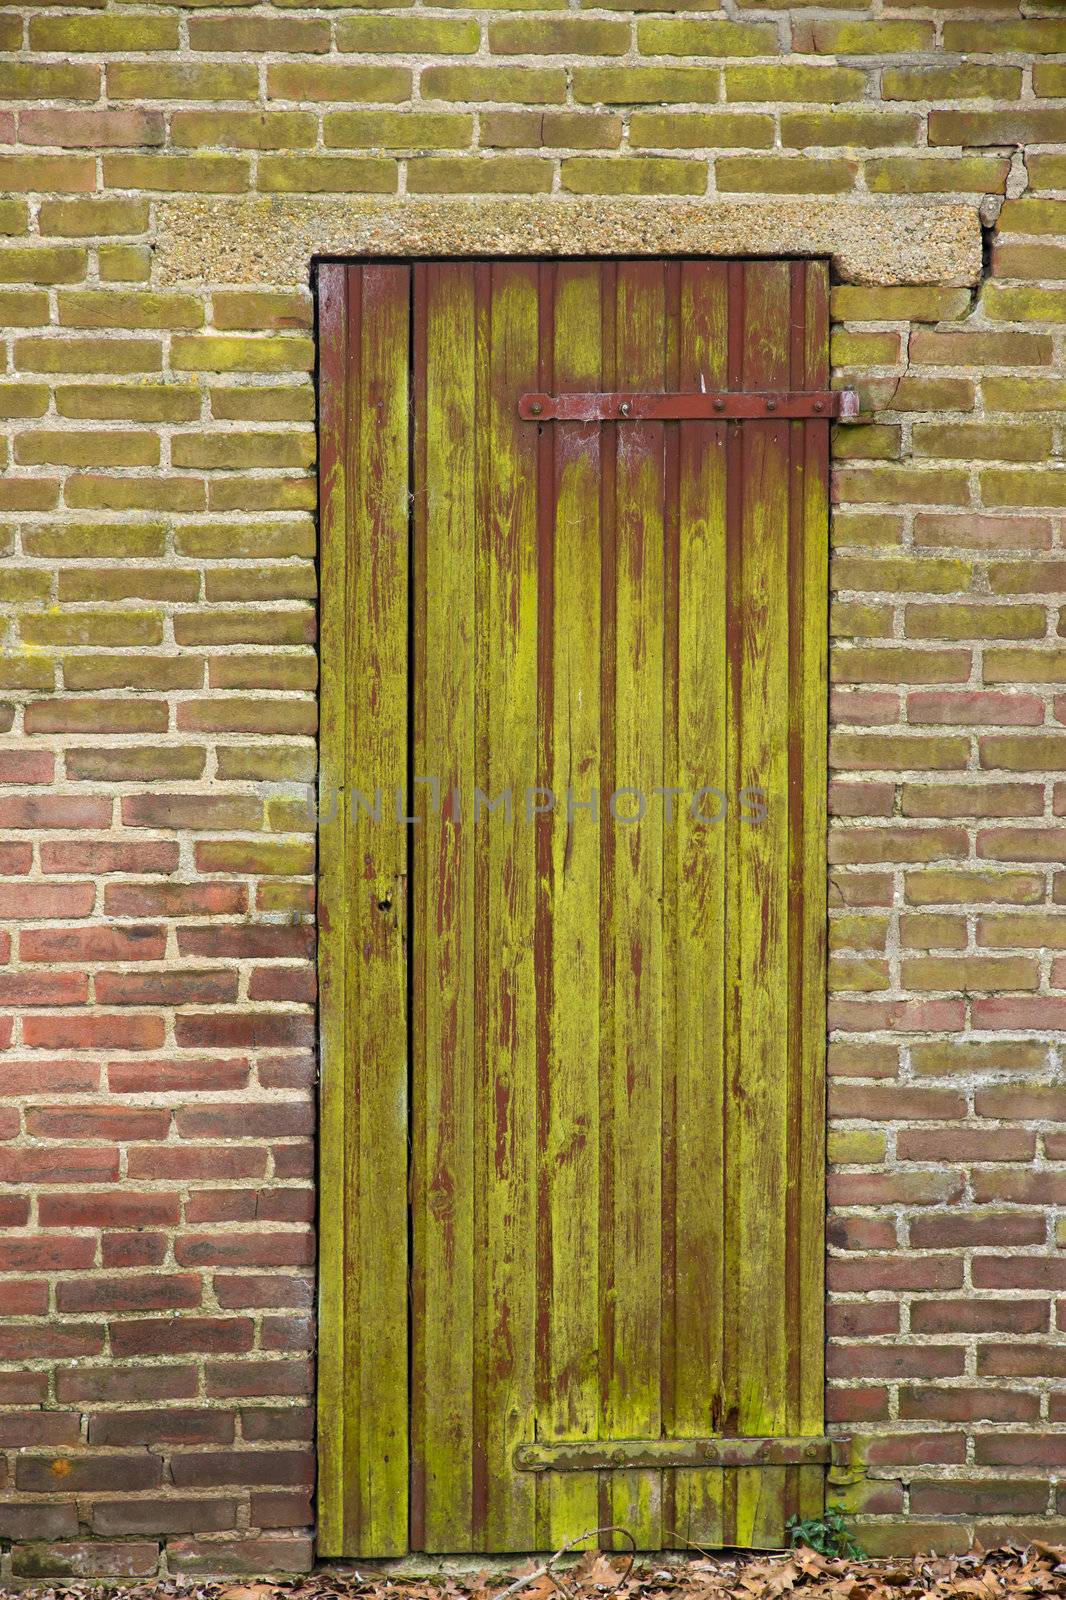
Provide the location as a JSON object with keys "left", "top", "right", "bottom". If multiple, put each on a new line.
{"left": 2, "top": 1544, "right": 1066, "bottom": 1597}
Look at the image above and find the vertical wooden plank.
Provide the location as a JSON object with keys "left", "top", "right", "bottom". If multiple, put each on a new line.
{"left": 607, "top": 260, "right": 666, "bottom": 1549}
{"left": 317, "top": 263, "right": 410, "bottom": 1558}
{"left": 731, "top": 260, "right": 793, "bottom": 1549}
{"left": 412, "top": 261, "right": 478, "bottom": 1552}
{"left": 671, "top": 260, "right": 729, "bottom": 1549}
{"left": 350, "top": 264, "right": 410, "bottom": 1556}
{"left": 543, "top": 261, "right": 603, "bottom": 1550}
{"left": 797, "top": 258, "right": 830, "bottom": 1522}
{"left": 481, "top": 261, "right": 541, "bottom": 1551}
{"left": 316, "top": 261, "right": 349, "bottom": 1560}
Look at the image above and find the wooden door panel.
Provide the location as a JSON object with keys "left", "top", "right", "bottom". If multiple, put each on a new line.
{"left": 318, "top": 258, "right": 830, "bottom": 1557}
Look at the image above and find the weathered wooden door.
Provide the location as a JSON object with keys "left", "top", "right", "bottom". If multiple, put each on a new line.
{"left": 318, "top": 259, "right": 832, "bottom": 1559}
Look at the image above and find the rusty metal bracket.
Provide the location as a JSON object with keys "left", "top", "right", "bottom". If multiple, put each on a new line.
{"left": 518, "top": 390, "right": 859, "bottom": 422}
{"left": 514, "top": 1436, "right": 847, "bottom": 1472}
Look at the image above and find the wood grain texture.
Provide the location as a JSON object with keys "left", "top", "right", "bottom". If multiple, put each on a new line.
{"left": 317, "top": 262, "right": 410, "bottom": 1559}
{"left": 324, "top": 258, "right": 831, "bottom": 1557}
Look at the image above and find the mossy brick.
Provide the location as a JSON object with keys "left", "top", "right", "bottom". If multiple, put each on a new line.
{"left": 63, "top": 477, "right": 205, "bottom": 513}
{"left": 0, "top": 480, "right": 60, "bottom": 512}
{"left": 25, "top": 522, "right": 166, "bottom": 559}
{"left": 490, "top": 17, "right": 628, "bottom": 53}
{"left": 0, "top": 63, "right": 100, "bottom": 100}
{"left": 0, "top": 292, "right": 51, "bottom": 326}
{"left": 20, "top": 110, "right": 165, "bottom": 149}
{"left": 29, "top": 14, "right": 179, "bottom": 49}
{"left": 780, "top": 110, "right": 920, "bottom": 149}
{"left": 835, "top": 466, "right": 970, "bottom": 507}
{"left": 257, "top": 157, "right": 398, "bottom": 194}
{"left": 0, "top": 200, "right": 27, "bottom": 235}
{"left": 913, "top": 422, "right": 1052, "bottom": 464}
{"left": 99, "top": 244, "right": 152, "bottom": 283}
{"left": 211, "top": 654, "right": 316, "bottom": 692}
{"left": 542, "top": 113, "right": 622, "bottom": 149}
{"left": 19, "top": 610, "right": 164, "bottom": 649}
{"left": 257, "top": 882, "right": 314, "bottom": 914}
{"left": 983, "top": 377, "right": 1066, "bottom": 413}
{"left": 832, "top": 288, "right": 971, "bottom": 323}
{"left": 942, "top": 21, "right": 1066, "bottom": 52}
{"left": 716, "top": 156, "right": 856, "bottom": 193}
{"left": 998, "top": 200, "right": 1062, "bottom": 236}
{"left": 0, "top": 570, "right": 49, "bottom": 603}
{"left": 171, "top": 337, "right": 314, "bottom": 375}
{"left": 175, "top": 608, "right": 314, "bottom": 647}
{"left": 267, "top": 64, "right": 410, "bottom": 103}
{"left": 796, "top": 19, "right": 934, "bottom": 52}
{"left": 476, "top": 112, "right": 540, "bottom": 148}
{"left": 0, "top": 156, "right": 95, "bottom": 194}
{"left": 58, "top": 291, "right": 204, "bottom": 331}
{"left": 337, "top": 16, "right": 480, "bottom": 51}
{"left": 0, "top": 385, "right": 49, "bottom": 420}
{"left": 983, "top": 286, "right": 1066, "bottom": 324}
{"left": 1028, "top": 155, "right": 1066, "bottom": 190}
{"left": 831, "top": 511, "right": 905, "bottom": 549}
{"left": 68, "top": 746, "right": 207, "bottom": 782}
{"left": 15, "top": 431, "right": 159, "bottom": 470}
{"left": 422, "top": 67, "right": 565, "bottom": 104}
{"left": 828, "top": 1128, "right": 887, "bottom": 1165}
{"left": 882, "top": 66, "right": 1023, "bottom": 102}
{"left": 893, "top": 377, "right": 976, "bottom": 412}
{"left": 909, "top": 330, "right": 1053, "bottom": 367}
{"left": 107, "top": 63, "right": 259, "bottom": 101}
{"left": 27, "top": 698, "right": 170, "bottom": 735}
{"left": 188, "top": 17, "right": 328, "bottom": 52}
{"left": 575, "top": 67, "right": 720, "bottom": 105}
{"left": 219, "top": 746, "right": 315, "bottom": 784}
{"left": 171, "top": 112, "right": 317, "bottom": 151}
{"left": 562, "top": 157, "right": 706, "bottom": 196}
{"left": 38, "top": 200, "right": 149, "bottom": 240}
{"left": 175, "top": 519, "right": 314, "bottom": 559}
{"left": 1034, "top": 64, "right": 1066, "bottom": 98}
{"left": 210, "top": 387, "right": 315, "bottom": 424}
{"left": 983, "top": 470, "right": 1066, "bottom": 510}
{"left": 993, "top": 242, "right": 1066, "bottom": 280}
{"left": 64, "top": 655, "right": 204, "bottom": 691}
{"left": 866, "top": 158, "right": 1010, "bottom": 195}
{"left": 931, "top": 110, "right": 1066, "bottom": 148}
{"left": 407, "top": 156, "right": 552, "bottom": 194}
{"left": 15, "top": 336, "right": 163, "bottom": 375}
{"left": 325, "top": 111, "right": 472, "bottom": 150}
{"left": 833, "top": 556, "right": 969, "bottom": 594}
{"left": 637, "top": 18, "right": 778, "bottom": 55}
{"left": 905, "top": 605, "right": 1047, "bottom": 643}
{"left": 0, "top": 248, "right": 85, "bottom": 286}
{"left": 724, "top": 65, "right": 865, "bottom": 103}
{"left": 207, "top": 476, "right": 315, "bottom": 513}
{"left": 832, "top": 330, "right": 901, "bottom": 366}
{"left": 831, "top": 424, "right": 901, "bottom": 462}
{"left": 172, "top": 432, "right": 314, "bottom": 471}
{"left": 102, "top": 155, "right": 250, "bottom": 194}
{"left": 0, "top": 658, "right": 55, "bottom": 691}
{"left": 630, "top": 112, "right": 773, "bottom": 149}
{"left": 204, "top": 563, "right": 316, "bottom": 602}
{"left": 197, "top": 839, "right": 314, "bottom": 876}
{"left": 58, "top": 567, "right": 200, "bottom": 603}
{"left": 212, "top": 292, "right": 311, "bottom": 332}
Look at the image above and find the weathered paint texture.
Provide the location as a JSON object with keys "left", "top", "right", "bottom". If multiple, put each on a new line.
{"left": 1, "top": 0, "right": 1066, "bottom": 1576}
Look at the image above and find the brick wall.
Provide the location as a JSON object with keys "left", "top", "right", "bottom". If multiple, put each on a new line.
{"left": 1, "top": 0, "right": 1065, "bottom": 1577}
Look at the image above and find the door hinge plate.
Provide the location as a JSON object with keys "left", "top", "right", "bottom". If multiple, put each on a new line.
{"left": 518, "top": 390, "right": 859, "bottom": 422}
{"left": 514, "top": 1436, "right": 846, "bottom": 1472}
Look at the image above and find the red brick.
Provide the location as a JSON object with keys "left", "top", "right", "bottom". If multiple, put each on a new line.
{"left": 58, "top": 1274, "right": 202, "bottom": 1313}
{"left": 20, "top": 925, "right": 167, "bottom": 963}
{"left": 108, "top": 1055, "right": 250, "bottom": 1092}
{"left": 0, "top": 882, "right": 95, "bottom": 919}
{"left": 88, "top": 1408, "right": 235, "bottom": 1446}
{"left": 104, "top": 882, "right": 248, "bottom": 918}
{"left": 110, "top": 1317, "right": 254, "bottom": 1356}
{"left": 39, "top": 1190, "right": 180, "bottom": 1228}
{"left": 22, "top": 1013, "right": 165, "bottom": 1050}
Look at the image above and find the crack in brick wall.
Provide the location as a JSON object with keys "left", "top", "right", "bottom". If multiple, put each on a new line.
{"left": 1, "top": 0, "right": 1065, "bottom": 1579}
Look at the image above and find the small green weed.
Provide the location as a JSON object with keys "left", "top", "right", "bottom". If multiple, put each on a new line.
{"left": 785, "top": 1503, "right": 865, "bottom": 1561}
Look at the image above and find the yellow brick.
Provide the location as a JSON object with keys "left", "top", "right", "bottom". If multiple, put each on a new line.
{"left": 58, "top": 568, "right": 199, "bottom": 604}
{"left": 58, "top": 290, "right": 204, "bottom": 331}
{"left": 19, "top": 609, "right": 165, "bottom": 649}
{"left": 0, "top": 200, "right": 27, "bottom": 235}
{"left": 866, "top": 157, "right": 1010, "bottom": 194}
{"left": 827, "top": 1129, "right": 886, "bottom": 1165}
{"left": 904, "top": 955, "right": 1039, "bottom": 992}
{"left": 175, "top": 519, "right": 314, "bottom": 559}
{"left": 981, "top": 734, "right": 1066, "bottom": 771}
{"left": 0, "top": 384, "right": 49, "bottom": 420}
{"left": 0, "top": 63, "right": 99, "bottom": 100}
{"left": 25, "top": 522, "right": 167, "bottom": 559}
{"left": 107, "top": 62, "right": 259, "bottom": 101}
{"left": 905, "top": 604, "right": 1047, "bottom": 642}
{"left": 800, "top": 19, "right": 934, "bottom": 52}
{"left": 833, "top": 557, "right": 970, "bottom": 595}
{"left": 102, "top": 155, "right": 251, "bottom": 193}
{"left": 835, "top": 466, "right": 970, "bottom": 507}
{"left": 629, "top": 112, "right": 773, "bottom": 149}
{"left": 725, "top": 65, "right": 866, "bottom": 103}
{"left": 831, "top": 330, "right": 901, "bottom": 366}
{"left": 893, "top": 376, "right": 975, "bottom": 412}
{"left": 831, "top": 424, "right": 901, "bottom": 461}
{"left": 211, "top": 292, "right": 311, "bottom": 332}
{"left": 942, "top": 21, "right": 1066, "bottom": 52}
{"left": 1034, "top": 64, "right": 1066, "bottom": 99}
{"left": 29, "top": 15, "right": 179, "bottom": 50}
{"left": 984, "top": 648, "right": 1066, "bottom": 685}
{"left": 983, "top": 376, "right": 1066, "bottom": 413}
{"left": 562, "top": 157, "right": 705, "bottom": 195}
{"left": 780, "top": 110, "right": 919, "bottom": 148}
{"left": 637, "top": 18, "right": 777, "bottom": 55}
{"left": 189, "top": 16, "right": 328, "bottom": 51}
{"left": 207, "top": 476, "right": 315, "bottom": 512}
{"left": 340, "top": 15, "right": 480, "bottom": 51}
{"left": 913, "top": 422, "right": 1052, "bottom": 463}
{"left": 832, "top": 287, "right": 970, "bottom": 322}
{"left": 0, "top": 156, "right": 95, "bottom": 194}
{"left": 64, "top": 477, "right": 205, "bottom": 513}
{"left": 324, "top": 112, "right": 472, "bottom": 150}
{"left": 982, "top": 469, "right": 1066, "bottom": 509}
{"left": 905, "top": 869, "right": 1043, "bottom": 906}
{"left": 38, "top": 199, "right": 149, "bottom": 237}
{"left": 407, "top": 157, "right": 552, "bottom": 193}
{"left": 831, "top": 733, "right": 969, "bottom": 770}
{"left": 258, "top": 156, "right": 398, "bottom": 194}
{"left": 171, "top": 431, "right": 315, "bottom": 470}
{"left": 983, "top": 285, "right": 1066, "bottom": 324}
{"left": 267, "top": 63, "right": 411, "bottom": 102}
{"left": 882, "top": 66, "right": 1022, "bottom": 101}
{"left": 15, "top": 336, "right": 162, "bottom": 375}
{"left": 171, "top": 336, "right": 314, "bottom": 374}
{"left": 575, "top": 67, "right": 720, "bottom": 104}
{"left": 210, "top": 387, "right": 314, "bottom": 423}
{"left": 997, "top": 199, "right": 1066, "bottom": 236}
{"left": 14, "top": 430, "right": 159, "bottom": 469}
{"left": 0, "top": 247, "right": 85, "bottom": 287}
{"left": 717, "top": 156, "right": 856, "bottom": 193}
{"left": 171, "top": 111, "right": 317, "bottom": 150}
{"left": 829, "top": 956, "right": 890, "bottom": 992}
{"left": 0, "top": 292, "right": 50, "bottom": 327}
{"left": 98, "top": 245, "right": 152, "bottom": 283}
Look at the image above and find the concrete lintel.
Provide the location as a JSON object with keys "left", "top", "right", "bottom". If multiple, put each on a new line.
{"left": 155, "top": 195, "right": 981, "bottom": 288}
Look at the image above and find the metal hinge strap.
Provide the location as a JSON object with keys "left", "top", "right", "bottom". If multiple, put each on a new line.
{"left": 519, "top": 391, "right": 858, "bottom": 422}
{"left": 514, "top": 1436, "right": 847, "bottom": 1472}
